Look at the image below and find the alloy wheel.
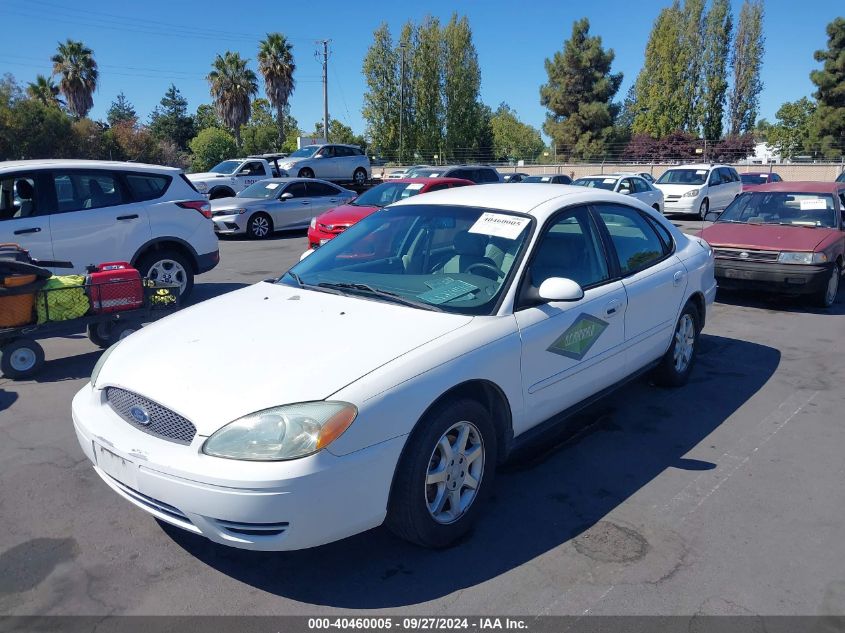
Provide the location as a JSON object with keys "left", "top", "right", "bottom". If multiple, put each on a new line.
{"left": 673, "top": 314, "right": 695, "bottom": 372}
{"left": 425, "top": 420, "right": 485, "bottom": 524}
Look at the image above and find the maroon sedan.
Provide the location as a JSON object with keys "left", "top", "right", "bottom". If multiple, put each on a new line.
{"left": 699, "top": 182, "right": 845, "bottom": 307}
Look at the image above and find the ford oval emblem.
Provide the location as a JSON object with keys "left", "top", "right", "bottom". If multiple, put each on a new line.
{"left": 739, "top": 251, "right": 749, "bottom": 259}
{"left": 129, "top": 406, "right": 151, "bottom": 426}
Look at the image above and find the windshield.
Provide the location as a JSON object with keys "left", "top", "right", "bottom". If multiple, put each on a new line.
{"left": 523, "top": 175, "right": 556, "bottom": 183}
{"left": 656, "top": 169, "right": 708, "bottom": 185}
{"left": 209, "top": 160, "right": 241, "bottom": 174}
{"left": 353, "top": 182, "right": 428, "bottom": 207}
{"left": 288, "top": 146, "right": 319, "bottom": 158}
{"left": 718, "top": 192, "right": 837, "bottom": 228}
{"left": 237, "top": 181, "right": 284, "bottom": 199}
{"left": 406, "top": 168, "right": 442, "bottom": 178}
{"left": 740, "top": 174, "right": 770, "bottom": 185}
{"left": 283, "top": 205, "right": 533, "bottom": 315}
{"left": 573, "top": 177, "right": 617, "bottom": 190}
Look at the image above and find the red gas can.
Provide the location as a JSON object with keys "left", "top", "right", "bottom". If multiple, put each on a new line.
{"left": 86, "top": 261, "right": 143, "bottom": 313}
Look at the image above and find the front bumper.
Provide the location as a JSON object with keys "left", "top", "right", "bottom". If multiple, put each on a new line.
{"left": 72, "top": 383, "right": 405, "bottom": 551}
{"left": 715, "top": 259, "right": 833, "bottom": 295}
{"left": 212, "top": 215, "right": 246, "bottom": 235}
{"left": 306, "top": 227, "right": 342, "bottom": 249}
{"left": 663, "top": 197, "right": 700, "bottom": 213}
{"left": 195, "top": 249, "right": 219, "bottom": 273}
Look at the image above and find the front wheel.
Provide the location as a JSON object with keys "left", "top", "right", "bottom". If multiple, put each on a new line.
{"left": 137, "top": 249, "right": 194, "bottom": 298}
{"left": 386, "top": 398, "right": 496, "bottom": 548}
{"left": 814, "top": 262, "right": 840, "bottom": 308}
{"left": 698, "top": 198, "right": 709, "bottom": 220}
{"left": 0, "top": 338, "right": 45, "bottom": 379}
{"left": 353, "top": 168, "right": 367, "bottom": 187}
{"left": 653, "top": 302, "right": 700, "bottom": 387}
{"left": 298, "top": 167, "right": 315, "bottom": 179}
{"left": 247, "top": 212, "right": 273, "bottom": 239}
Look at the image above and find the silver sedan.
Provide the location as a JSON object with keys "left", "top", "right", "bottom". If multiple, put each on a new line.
{"left": 210, "top": 178, "right": 356, "bottom": 239}
{"left": 572, "top": 173, "right": 664, "bottom": 213}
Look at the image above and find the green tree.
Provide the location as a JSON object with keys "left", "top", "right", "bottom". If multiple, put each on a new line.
{"left": 26, "top": 75, "right": 63, "bottom": 108}
{"left": 679, "top": 0, "right": 705, "bottom": 132}
{"left": 442, "top": 13, "right": 482, "bottom": 160}
{"left": 207, "top": 51, "right": 258, "bottom": 146}
{"left": 194, "top": 103, "right": 220, "bottom": 131}
{"left": 240, "top": 98, "right": 296, "bottom": 154}
{"left": 362, "top": 23, "right": 399, "bottom": 156}
{"left": 51, "top": 39, "right": 98, "bottom": 119}
{"left": 540, "top": 18, "right": 622, "bottom": 160}
{"left": 396, "top": 21, "right": 417, "bottom": 163}
{"left": 699, "top": 0, "right": 732, "bottom": 139}
{"left": 72, "top": 118, "right": 116, "bottom": 160}
{"left": 753, "top": 117, "right": 772, "bottom": 143}
{"left": 257, "top": 32, "right": 296, "bottom": 146}
{"left": 189, "top": 127, "right": 238, "bottom": 172}
{"left": 809, "top": 17, "right": 845, "bottom": 159}
{"left": 413, "top": 16, "right": 444, "bottom": 159}
{"left": 106, "top": 120, "right": 162, "bottom": 163}
{"left": 490, "top": 103, "right": 544, "bottom": 161}
{"left": 107, "top": 92, "right": 137, "bottom": 126}
{"left": 767, "top": 98, "right": 816, "bottom": 159}
{"left": 149, "top": 84, "right": 195, "bottom": 150}
{"left": 728, "top": 0, "right": 765, "bottom": 135}
{"left": 1, "top": 98, "right": 74, "bottom": 160}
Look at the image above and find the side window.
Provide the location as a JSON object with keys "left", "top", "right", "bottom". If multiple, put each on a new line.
{"left": 306, "top": 182, "right": 340, "bottom": 197}
{"left": 529, "top": 206, "right": 609, "bottom": 290}
{"left": 284, "top": 182, "right": 309, "bottom": 198}
{"left": 480, "top": 169, "right": 499, "bottom": 183}
{"left": 0, "top": 174, "right": 40, "bottom": 220}
{"left": 771, "top": 173, "right": 782, "bottom": 183}
{"left": 708, "top": 170, "right": 721, "bottom": 186}
{"left": 596, "top": 204, "right": 669, "bottom": 275}
{"left": 719, "top": 168, "right": 732, "bottom": 184}
{"left": 426, "top": 183, "right": 450, "bottom": 193}
{"left": 450, "top": 169, "right": 470, "bottom": 181}
{"left": 645, "top": 215, "right": 674, "bottom": 251}
{"left": 125, "top": 174, "right": 171, "bottom": 201}
{"left": 336, "top": 146, "right": 353, "bottom": 158}
{"left": 51, "top": 171, "right": 125, "bottom": 213}
{"left": 242, "top": 162, "right": 264, "bottom": 176}
{"left": 618, "top": 178, "right": 634, "bottom": 193}
{"left": 633, "top": 178, "right": 650, "bottom": 193}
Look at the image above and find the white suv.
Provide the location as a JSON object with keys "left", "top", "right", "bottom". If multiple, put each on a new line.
{"left": 278, "top": 144, "right": 371, "bottom": 187}
{"left": 0, "top": 160, "right": 219, "bottom": 297}
{"left": 655, "top": 163, "right": 742, "bottom": 218}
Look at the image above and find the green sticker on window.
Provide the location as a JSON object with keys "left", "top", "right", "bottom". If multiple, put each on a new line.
{"left": 547, "top": 314, "right": 609, "bottom": 360}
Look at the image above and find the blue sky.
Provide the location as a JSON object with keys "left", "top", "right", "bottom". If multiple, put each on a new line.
{"left": 0, "top": 0, "right": 840, "bottom": 140}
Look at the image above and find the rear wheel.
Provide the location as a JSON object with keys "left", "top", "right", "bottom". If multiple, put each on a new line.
{"left": 87, "top": 321, "right": 140, "bottom": 349}
{"left": 653, "top": 302, "right": 700, "bottom": 387}
{"left": 247, "top": 212, "right": 273, "bottom": 239}
{"left": 298, "top": 167, "right": 315, "bottom": 179}
{"left": 0, "top": 338, "right": 45, "bottom": 379}
{"left": 137, "top": 249, "right": 194, "bottom": 298}
{"left": 353, "top": 168, "right": 367, "bottom": 187}
{"left": 386, "top": 398, "right": 496, "bottom": 548}
{"left": 814, "top": 261, "right": 840, "bottom": 308}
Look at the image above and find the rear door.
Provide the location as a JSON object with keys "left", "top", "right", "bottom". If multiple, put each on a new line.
{"left": 0, "top": 171, "right": 55, "bottom": 262}
{"left": 48, "top": 169, "right": 152, "bottom": 273}
{"left": 304, "top": 181, "right": 344, "bottom": 218}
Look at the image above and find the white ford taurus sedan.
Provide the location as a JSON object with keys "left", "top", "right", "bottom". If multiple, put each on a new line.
{"left": 72, "top": 184, "right": 716, "bottom": 551}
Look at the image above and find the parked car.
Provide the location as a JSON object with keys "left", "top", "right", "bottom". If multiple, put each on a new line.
{"left": 387, "top": 165, "right": 430, "bottom": 180}
{"left": 187, "top": 158, "right": 281, "bottom": 200}
{"left": 73, "top": 183, "right": 715, "bottom": 551}
{"left": 573, "top": 173, "right": 664, "bottom": 213}
{"left": 834, "top": 171, "right": 845, "bottom": 183}
{"left": 521, "top": 174, "right": 573, "bottom": 184}
{"left": 699, "top": 181, "right": 845, "bottom": 307}
{"left": 502, "top": 172, "right": 530, "bottom": 183}
{"left": 637, "top": 172, "right": 656, "bottom": 184}
{"left": 655, "top": 163, "right": 742, "bottom": 218}
{"left": 210, "top": 178, "right": 356, "bottom": 239}
{"left": 406, "top": 165, "right": 502, "bottom": 184}
{"left": 0, "top": 160, "right": 218, "bottom": 297}
{"left": 740, "top": 172, "right": 783, "bottom": 190}
{"left": 307, "top": 177, "right": 473, "bottom": 250}
{"left": 277, "top": 144, "right": 371, "bottom": 187}
{"left": 248, "top": 153, "right": 290, "bottom": 177}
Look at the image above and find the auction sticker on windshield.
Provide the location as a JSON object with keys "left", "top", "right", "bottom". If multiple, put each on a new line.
{"left": 266, "top": 183, "right": 279, "bottom": 189}
{"left": 800, "top": 198, "right": 828, "bottom": 210}
{"left": 469, "top": 212, "right": 531, "bottom": 240}
{"left": 405, "top": 183, "right": 424, "bottom": 190}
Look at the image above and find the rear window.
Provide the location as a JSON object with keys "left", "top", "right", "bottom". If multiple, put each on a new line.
{"left": 125, "top": 173, "right": 171, "bottom": 201}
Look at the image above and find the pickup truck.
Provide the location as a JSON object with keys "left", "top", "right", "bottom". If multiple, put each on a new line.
{"left": 187, "top": 158, "right": 286, "bottom": 199}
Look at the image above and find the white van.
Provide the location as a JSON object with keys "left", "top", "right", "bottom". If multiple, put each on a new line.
{"left": 655, "top": 164, "right": 743, "bottom": 218}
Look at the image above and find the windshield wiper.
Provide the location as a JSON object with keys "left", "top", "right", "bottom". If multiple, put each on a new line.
{"left": 317, "top": 282, "right": 443, "bottom": 312}
{"left": 287, "top": 270, "right": 304, "bottom": 287}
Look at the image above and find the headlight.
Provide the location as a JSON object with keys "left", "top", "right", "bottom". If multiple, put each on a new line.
{"left": 202, "top": 401, "right": 357, "bottom": 461}
{"left": 683, "top": 189, "right": 700, "bottom": 198}
{"left": 777, "top": 251, "right": 827, "bottom": 265}
{"left": 195, "top": 182, "right": 208, "bottom": 193}
{"left": 91, "top": 343, "right": 120, "bottom": 388}
{"left": 280, "top": 162, "right": 294, "bottom": 170}
{"left": 310, "top": 217, "right": 317, "bottom": 229}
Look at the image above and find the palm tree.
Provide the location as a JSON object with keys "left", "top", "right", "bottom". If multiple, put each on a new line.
{"left": 51, "top": 39, "right": 98, "bottom": 118}
{"left": 257, "top": 33, "right": 296, "bottom": 147}
{"left": 207, "top": 51, "right": 258, "bottom": 146}
{"left": 27, "top": 75, "right": 64, "bottom": 108}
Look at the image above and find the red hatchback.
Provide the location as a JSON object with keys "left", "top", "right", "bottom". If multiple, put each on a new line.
{"left": 699, "top": 182, "right": 845, "bottom": 307}
{"left": 307, "top": 177, "right": 473, "bottom": 249}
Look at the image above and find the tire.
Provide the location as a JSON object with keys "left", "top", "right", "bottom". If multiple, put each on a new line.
{"left": 814, "top": 261, "right": 840, "bottom": 308}
{"left": 353, "top": 168, "right": 367, "bottom": 187}
{"left": 653, "top": 302, "right": 700, "bottom": 388}
{"left": 0, "top": 339, "right": 45, "bottom": 379}
{"left": 298, "top": 167, "right": 315, "bottom": 179}
{"left": 209, "top": 187, "right": 235, "bottom": 200}
{"left": 386, "top": 398, "right": 496, "bottom": 548}
{"left": 137, "top": 249, "right": 194, "bottom": 299}
{"left": 698, "top": 198, "right": 709, "bottom": 220}
{"left": 246, "top": 212, "right": 273, "bottom": 240}
{"left": 87, "top": 321, "right": 140, "bottom": 349}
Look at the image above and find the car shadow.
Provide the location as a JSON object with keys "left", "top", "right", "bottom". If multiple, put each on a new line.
{"left": 0, "top": 388, "right": 18, "bottom": 412}
{"left": 30, "top": 350, "right": 101, "bottom": 384}
{"left": 217, "top": 229, "right": 309, "bottom": 243}
{"left": 186, "top": 282, "right": 250, "bottom": 306}
{"left": 161, "top": 333, "right": 780, "bottom": 608}
{"left": 716, "top": 287, "right": 845, "bottom": 316}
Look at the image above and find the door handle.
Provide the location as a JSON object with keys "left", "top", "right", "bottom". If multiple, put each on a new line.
{"left": 13, "top": 227, "right": 40, "bottom": 235}
{"left": 116, "top": 214, "right": 139, "bottom": 220}
{"left": 673, "top": 270, "right": 687, "bottom": 286}
{"left": 300, "top": 200, "right": 310, "bottom": 205}
{"left": 604, "top": 299, "right": 622, "bottom": 317}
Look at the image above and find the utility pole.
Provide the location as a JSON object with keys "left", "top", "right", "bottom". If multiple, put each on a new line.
{"left": 316, "top": 40, "right": 330, "bottom": 142}
{"left": 399, "top": 43, "right": 406, "bottom": 165}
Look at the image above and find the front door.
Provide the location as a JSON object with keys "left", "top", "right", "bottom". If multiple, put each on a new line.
{"left": 515, "top": 205, "right": 628, "bottom": 433}
{"left": 272, "top": 181, "right": 314, "bottom": 230}
{"left": 0, "top": 172, "right": 54, "bottom": 262}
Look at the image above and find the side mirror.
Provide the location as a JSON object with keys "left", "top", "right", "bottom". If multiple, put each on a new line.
{"left": 538, "top": 277, "right": 584, "bottom": 302}
{"left": 704, "top": 211, "right": 721, "bottom": 222}
{"left": 313, "top": 154, "right": 324, "bottom": 159}
{"left": 238, "top": 170, "right": 251, "bottom": 176}
{"left": 280, "top": 192, "right": 294, "bottom": 200}
{"left": 618, "top": 188, "right": 631, "bottom": 195}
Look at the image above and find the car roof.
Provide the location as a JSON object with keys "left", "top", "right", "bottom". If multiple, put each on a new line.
{"left": 0, "top": 159, "right": 182, "bottom": 173}
{"left": 582, "top": 174, "right": 621, "bottom": 179}
{"left": 666, "top": 163, "right": 730, "bottom": 170}
{"left": 387, "top": 177, "right": 474, "bottom": 185}
{"left": 743, "top": 181, "right": 845, "bottom": 194}
{"left": 255, "top": 177, "right": 340, "bottom": 185}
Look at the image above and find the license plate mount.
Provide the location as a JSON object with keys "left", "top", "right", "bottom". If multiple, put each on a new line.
{"left": 94, "top": 443, "right": 139, "bottom": 490}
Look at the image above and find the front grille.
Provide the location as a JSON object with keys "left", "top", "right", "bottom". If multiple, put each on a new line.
{"left": 318, "top": 223, "right": 349, "bottom": 234}
{"left": 713, "top": 248, "right": 779, "bottom": 262}
{"left": 666, "top": 195, "right": 682, "bottom": 201}
{"left": 106, "top": 387, "right": 197, "bottom": 445}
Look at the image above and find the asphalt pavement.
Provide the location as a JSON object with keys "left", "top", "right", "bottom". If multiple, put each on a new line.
{"left": 1, "top": 218, "right": 844, "bottom": 616}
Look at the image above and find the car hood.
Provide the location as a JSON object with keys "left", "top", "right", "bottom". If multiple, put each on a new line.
{"left": 97, "top": 282, "right": 473, "bottom": 435}
{"left": 186, "top": 172, "right": 233, "bottom": 181}
{"left": 699, "top": 222, "right": 834, "bottom": 251}
{"left": 655, "top": 183, "right": 705, "bottom": 194}
{"left": 316, "top": 203, "right": 380, "bottom": 226}
{"left": 210, "top": 197, "right": 263, "bottom": 212}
